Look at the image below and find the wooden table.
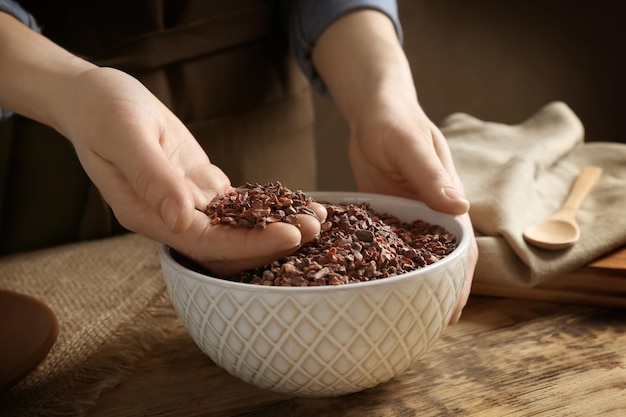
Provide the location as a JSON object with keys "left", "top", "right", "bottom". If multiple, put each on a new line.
{"left": 89, "top": 248, "right": 626, "bottom": 417}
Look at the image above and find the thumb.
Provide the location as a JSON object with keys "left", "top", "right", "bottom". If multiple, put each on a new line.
{"left": 117, "top": 134, "right": 197, "bottom": 233}
{"left": 399, "top": 152, "right": 469, "bottom": 216}
{"left": 398, "top": 130, "right": 469, "bottom": 216}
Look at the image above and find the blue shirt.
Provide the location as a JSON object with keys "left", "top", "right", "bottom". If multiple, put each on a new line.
{"left": 0, "top": 0, "right": 402, "bottom": 119}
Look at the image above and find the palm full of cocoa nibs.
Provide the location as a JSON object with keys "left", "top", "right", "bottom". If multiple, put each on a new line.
{"left": 204, "top": 182, "right": 318, "bottom": 229}
{"left": 203, "top": 182, "right": 457, "bottom": 286}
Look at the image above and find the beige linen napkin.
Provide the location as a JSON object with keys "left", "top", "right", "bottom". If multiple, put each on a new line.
{"left": 0, "top": 233, "right": 174, "bottom": 417}
{"left": 442, "top": 101, "right": 626, "bottom": 288}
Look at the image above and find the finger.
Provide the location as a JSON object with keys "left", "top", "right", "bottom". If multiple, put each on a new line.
{"left": 396, "top": 130, "right": 469, "bottom": 216}
{"left": 186, "top": 164, "right": 234, "bottom": 211}
{"left": 167, "top": 211, "right": 304, "bottom": 262}
{"left": 296, "top": 201, "right": 327, "bottom": 242}
{"left": 449, "top": 214, "right": 478, "bottom": 325}
{"left": 202, "top": 248, "right": 295, "bottom": 277}
{"left": 202, "top": 211, "right": 323, "bottom": 276}
{"left": 127, "top": 151, "right": 195, "bottom": 232}
{"left": 113, "top": 120, "right": 200, "bottom": 233}
{"left": 449, "top": 271, "right": 472, "bottom": 325}
{"left": 295, "top": 212, "right": 322, "bottom": 244}
{"left": 431, "top": 128, "right": 468, "bottom": 195}
{"left": 307, "top": 202, "right": 328, "bottom": 223}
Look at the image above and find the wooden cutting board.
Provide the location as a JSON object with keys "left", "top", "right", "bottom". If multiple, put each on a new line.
{"left": 472, "top": 246, "right": 626, "bottom": 307}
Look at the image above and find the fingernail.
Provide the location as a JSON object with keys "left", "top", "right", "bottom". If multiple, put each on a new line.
{"left": 161, "top": 197, "right": 180, "bottom": 231}
{"left": 443, "top": 186, "right": 468, "bottom": 204}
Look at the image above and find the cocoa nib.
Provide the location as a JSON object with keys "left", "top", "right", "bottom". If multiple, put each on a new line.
{"left": 203, "top": 181, "right": 317, "bottom": 229}
{"left": 203, "top": 182, "right": 457, "bottom": 287}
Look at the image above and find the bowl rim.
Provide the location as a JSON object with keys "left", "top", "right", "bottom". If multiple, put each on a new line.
{"left": 160, "top": 192, "right": 470, "bottom": 294}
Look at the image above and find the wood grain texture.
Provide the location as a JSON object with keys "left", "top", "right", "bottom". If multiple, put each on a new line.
{"left": 473, "top": 246, "right": 626, "bottom": 308}
{"left": 89, "top": 294, "right": 626, "bottom": 416}
{"left": 591, "top": 246, "right": 626, "bottom": 270}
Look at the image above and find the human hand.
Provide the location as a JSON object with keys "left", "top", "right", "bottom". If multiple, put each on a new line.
{"left": 1, "top": 15, "right": 322, "bottom": 272}
{"left": 348, "top": 95, "right": 478, "bottom": 324}
{"left": 51, "top": 67, "right": 325, "bottom": 274}
{"left": 311, "top": 9, "right": 477, "bottom": 323}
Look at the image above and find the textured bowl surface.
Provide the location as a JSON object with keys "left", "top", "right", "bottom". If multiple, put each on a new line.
{"left": 160, "top": 192, "right": 470, "bottom": 397}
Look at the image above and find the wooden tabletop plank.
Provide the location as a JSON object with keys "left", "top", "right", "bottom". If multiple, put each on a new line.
{"left": 88, "top": 296, "right": 626, "bottom": 416}
{"left": 589, "top": 246, "right": 626, "bottom": 270}
{"left": 88, "top": 246, "right": 626, "bottom": 416}
{"left": 472, "top": 245, "right": 626, "bottom": 308}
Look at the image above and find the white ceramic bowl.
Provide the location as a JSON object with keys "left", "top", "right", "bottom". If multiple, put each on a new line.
{"left": 160, "top": 192, "right": 470, "bottom": 397}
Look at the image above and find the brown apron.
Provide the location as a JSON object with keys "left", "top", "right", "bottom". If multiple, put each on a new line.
{"left": 0, "top": 0, "right": 317, "bottom": 254}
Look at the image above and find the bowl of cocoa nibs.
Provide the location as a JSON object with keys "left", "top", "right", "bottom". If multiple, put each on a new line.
{"left": 160, "top": 182, "right": 471, "bottom": 398}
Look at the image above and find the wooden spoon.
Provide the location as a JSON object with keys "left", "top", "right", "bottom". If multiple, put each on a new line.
{"left": 523, "top": 165, "right": 603, "bottom": 250}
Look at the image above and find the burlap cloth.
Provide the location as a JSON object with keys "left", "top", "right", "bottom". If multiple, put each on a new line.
{"left": 442, "top": 101, "right": 626, "bottom": 287}
{"left": 1, "top": 101, "right": 625, "bottom": 416}
{"left": 0, "top": 234, "right": 174, "bottom": 416}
